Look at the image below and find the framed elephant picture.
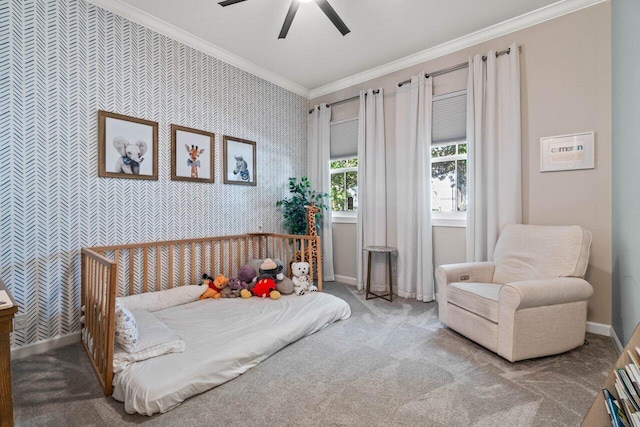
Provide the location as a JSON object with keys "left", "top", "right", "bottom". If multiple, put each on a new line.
{"left": 223, "top": 136, "right": 256, "bottom": 186}
{"left": 171, "top": 125, "right": 215, "bottom": 183}
{"left": 97, "top": 110, "right": 158, "bottom": 180}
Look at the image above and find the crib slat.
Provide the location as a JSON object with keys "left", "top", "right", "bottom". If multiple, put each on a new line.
{"left": 180, "top": 244, "right": 185, "bottom": 285}
{"left": 156, "top": 246, "right": 162, "bottom": 291}
{"left": 201, "top": 243, "right": 205, "bottom": 277}
{"left": 168, "top": 245, "right": 174, "bottom": 289}
{"left": 316, "top": 237, "right": 323, "bottom": 291}
{"left": 129, "top": 249, "right": 134, "bottom": 296}
{"left": 214, "top": 239, "right": 216, "bottom": 271}
{"left": 236, "top": 238, "right": 241, "bottom": 275}
{"left": 191, "top": 242, "right": 196, "bottom": 284}
{"left": 219, "top": 241, "right": 223, "bottom": 276}
{"left": 114, "top": 250, "right": 120, "bottom": 296}
{"left": 143, "top": 247, "right": 149, "bottom": 293}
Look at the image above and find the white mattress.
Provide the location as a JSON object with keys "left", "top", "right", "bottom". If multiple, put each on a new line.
{"left": 111, "top": 292, "right": 351, "bottom": 415}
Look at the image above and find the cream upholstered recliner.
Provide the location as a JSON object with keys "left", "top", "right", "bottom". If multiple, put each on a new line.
{"left": 436, "top": 224, "right": 593, "bottom": 362}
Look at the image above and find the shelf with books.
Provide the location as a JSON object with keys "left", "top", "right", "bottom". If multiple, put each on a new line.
{"left": 583, "top": 323, "right": 640, "bottom": 426}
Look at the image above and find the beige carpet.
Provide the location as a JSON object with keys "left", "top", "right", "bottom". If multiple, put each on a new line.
{"left": 11, "top": 282, "right": 617, "bottom": 426}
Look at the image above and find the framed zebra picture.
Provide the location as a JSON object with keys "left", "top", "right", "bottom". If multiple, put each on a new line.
{"left": 171, "top": 125, "right": 215, "bottom": 183}
{"left": 223, "top": 136, "right": 256, "bottom": 186}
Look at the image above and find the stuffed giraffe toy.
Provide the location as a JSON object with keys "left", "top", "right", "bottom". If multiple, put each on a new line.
{"left": 293, "top": 203, "right": 321, "bottom": 274}
{"left": 186, "top": 144, "right": 205, "bottom": 178}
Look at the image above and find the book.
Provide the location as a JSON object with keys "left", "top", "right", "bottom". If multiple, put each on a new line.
{"left": 617, "top": 380, "right": 637, "bottom": 425}
{"left": 618, "top": 368, "right": 640, "bottom": 412}
{"left": 629, "top": 349, "right": 640, "bottom": 370}
{"left": 605, "top": 388, "right": 631, "bottom": 427}
{"left": 0, "top": 290, "right": 13, "bottom": 310}
{"left": 625, "top": 365, "right": 640, "bottom": 399}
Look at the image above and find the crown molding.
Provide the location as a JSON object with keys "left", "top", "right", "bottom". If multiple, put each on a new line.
{"left": 308, "top": 0, "right": 607, "bottom": 99}
{"left": 85, "top": 0, "right": 311, "bottom": 98}
{"left": 86, "top": 0, "right": 606, "bottom": 100}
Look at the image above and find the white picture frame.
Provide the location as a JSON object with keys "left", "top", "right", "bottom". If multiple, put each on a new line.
{"left": 540, "top": 131, "right": 595, "bottom": 172}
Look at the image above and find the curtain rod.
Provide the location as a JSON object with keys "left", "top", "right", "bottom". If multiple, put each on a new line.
{"left": 397, "top": 47, "right": 513, "bottom": 88}
{"left": 308, "top": 89, "right": 380, "bottom": 114}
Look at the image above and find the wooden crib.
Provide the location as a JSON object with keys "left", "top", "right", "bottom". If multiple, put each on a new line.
{"left": 81, "top": 233, "right": 322, "bottom": 396}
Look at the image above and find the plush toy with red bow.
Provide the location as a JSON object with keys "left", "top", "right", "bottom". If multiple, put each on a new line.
{"left": 240, "top": 276, "right": 281, "bottom": 300}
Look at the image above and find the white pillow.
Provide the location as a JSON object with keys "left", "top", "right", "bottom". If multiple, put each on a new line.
{"left": 114, "top": 303, "right": 138, "bottom": 352}
{"left": 113, "top": 309, "right": 185, "bottom": 372}
{"left": 116, "top": 285, "right": 203, "bottom": 313}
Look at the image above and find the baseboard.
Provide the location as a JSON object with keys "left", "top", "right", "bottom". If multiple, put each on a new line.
{"left": 586, "top": 321, "right": 612, "bottom": 336}
{"left": 610, "top": 326, "right": 624, "bottom": 355}
{"left": 585, "top": 321, "right": 623, "bottom": 354}
{"left": 334, "top": 275, "right": 357, "bottom": 286}
{"left": 11, "top": 331, "right": 81, "bottom": 360}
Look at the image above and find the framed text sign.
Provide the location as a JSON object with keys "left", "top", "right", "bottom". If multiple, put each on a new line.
{"left": 540, "top": 131, "right": 594, "bottom": 172}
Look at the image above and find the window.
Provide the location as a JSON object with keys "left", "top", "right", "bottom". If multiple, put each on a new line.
{"left": 431, "top": 90, "right": 467, "bottom": 226}
{"left": 329, "top": 118, "right": 358, "bottom": 222}
{"left": 330, "top": 158, "right": 358, "bottom": 212}
{"left": 431, "top": 142, "right": 466, "bottom": 212}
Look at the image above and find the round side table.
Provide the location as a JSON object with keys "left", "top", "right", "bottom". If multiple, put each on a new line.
{"left": 363, "top": 246, "right": 397, "bottom": 302}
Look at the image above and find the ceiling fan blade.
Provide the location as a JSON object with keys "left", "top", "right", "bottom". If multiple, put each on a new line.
{"left": 315, "top": 0, "right": 350, "bottom": 36}
{"left": 218, "top": 0, "right": 247, "bottom": 6}
{"left": 278, "top": 1, "right": 300, "bottom": 39}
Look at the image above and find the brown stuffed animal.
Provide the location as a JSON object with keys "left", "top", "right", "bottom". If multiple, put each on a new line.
{"left": 199, "top": 274, "right": 229, "bottom": 300}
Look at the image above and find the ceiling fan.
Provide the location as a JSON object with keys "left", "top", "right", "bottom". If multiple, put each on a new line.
{"left": 218, "top": 0, "right": 350, "bottom": 39}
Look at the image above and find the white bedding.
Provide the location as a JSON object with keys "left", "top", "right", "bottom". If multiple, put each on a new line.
{"left": 111, "top": 292, "right": 351, "bottom": 415}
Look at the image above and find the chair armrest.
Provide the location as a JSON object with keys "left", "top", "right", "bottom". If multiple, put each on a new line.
{"left": 435, "top": 262, "right": 495, "bottom": 287}
{"left": 499, "top": 277, "right": 593, "bottom": 310}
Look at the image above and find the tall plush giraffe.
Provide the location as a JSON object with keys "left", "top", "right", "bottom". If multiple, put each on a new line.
{"left": 293, "top": 203, "right": 322, "bottom": 268}
{"left": 186, "top": 144, "right": 205, "bottom": 178}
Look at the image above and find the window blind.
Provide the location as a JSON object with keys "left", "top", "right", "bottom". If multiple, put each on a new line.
{"left": 330, "top": 118, "right": 359, "bottom": 160}
{"left": 432, "top": 90, "right": 467, "bottom": 144}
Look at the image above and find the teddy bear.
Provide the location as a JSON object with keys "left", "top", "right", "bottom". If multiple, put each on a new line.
{"left": 199, "top": 274, "right": 229, "bottom": 300}
{"left": 240, "top": 276, "right": 281, "bottom": 300}
{"left": 291, "top": 262, "right": 317, "bottom": 296}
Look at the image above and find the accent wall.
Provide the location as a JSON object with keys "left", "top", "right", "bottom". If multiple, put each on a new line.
{"left": 0, "top": 0, "right": 307, "bottom": 349}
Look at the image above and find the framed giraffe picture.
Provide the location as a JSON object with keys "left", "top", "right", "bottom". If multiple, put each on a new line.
{"left": 98, "top": 110, "right": 158, "bottom": 180}
{"left": 223, "top": 136, "right": 257, "bottom": 186}
{"left": 171, "top": 125, "right": 215, "bottom": 183}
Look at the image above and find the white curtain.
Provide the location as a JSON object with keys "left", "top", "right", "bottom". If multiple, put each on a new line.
{"left": 356, "top": 89, "right": 386, "bottom": 290}
{"left": 395, "top": 75, "right": 434, "bottom": 302}
{"left": 466, "top": 43, "right": 522, "bottom": 262}
{"left": 308, "top": 104, "right": 335, "bottom": 281}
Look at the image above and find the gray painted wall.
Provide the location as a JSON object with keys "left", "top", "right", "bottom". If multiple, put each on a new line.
{"left": 612, "top": 0, "right": 640, "bottom": 344}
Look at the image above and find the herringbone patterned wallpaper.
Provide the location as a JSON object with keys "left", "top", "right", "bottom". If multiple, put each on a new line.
{"left": 0, "top": 0, "right": 307, "bottom": 348}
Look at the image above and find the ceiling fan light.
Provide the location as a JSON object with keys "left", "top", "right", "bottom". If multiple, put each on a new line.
{"left": 297, "top": 0, "right": 314, "bottom": 3}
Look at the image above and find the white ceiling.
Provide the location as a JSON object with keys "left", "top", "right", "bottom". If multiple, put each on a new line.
{"left": 89, "top": 0, "right": 602, "bottom": 97}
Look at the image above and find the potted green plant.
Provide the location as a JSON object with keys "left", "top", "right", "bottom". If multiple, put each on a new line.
{"left": 276, "top": 177, "right": 329, "bottom": 235}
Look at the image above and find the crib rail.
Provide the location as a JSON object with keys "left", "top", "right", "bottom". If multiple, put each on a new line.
{"left": 81, "top": 248, "right": 117, "bottom": 396}
{"left": 81, "top": 233, "right": 322, "bottom": 396}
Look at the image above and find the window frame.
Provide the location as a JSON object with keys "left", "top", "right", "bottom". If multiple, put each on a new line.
{"left": 431, "top": 140, "right": 467, "bottom": 228}
{"left": 330, "top": 157, "right": 358, "bottom": 223}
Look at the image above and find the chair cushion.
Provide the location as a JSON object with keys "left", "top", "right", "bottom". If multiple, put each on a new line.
{"left": 448, "top": 282, "right": 501, "bottom": 323}
{"left": 493, "top": 224, "right": 591, "bottom": 284}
